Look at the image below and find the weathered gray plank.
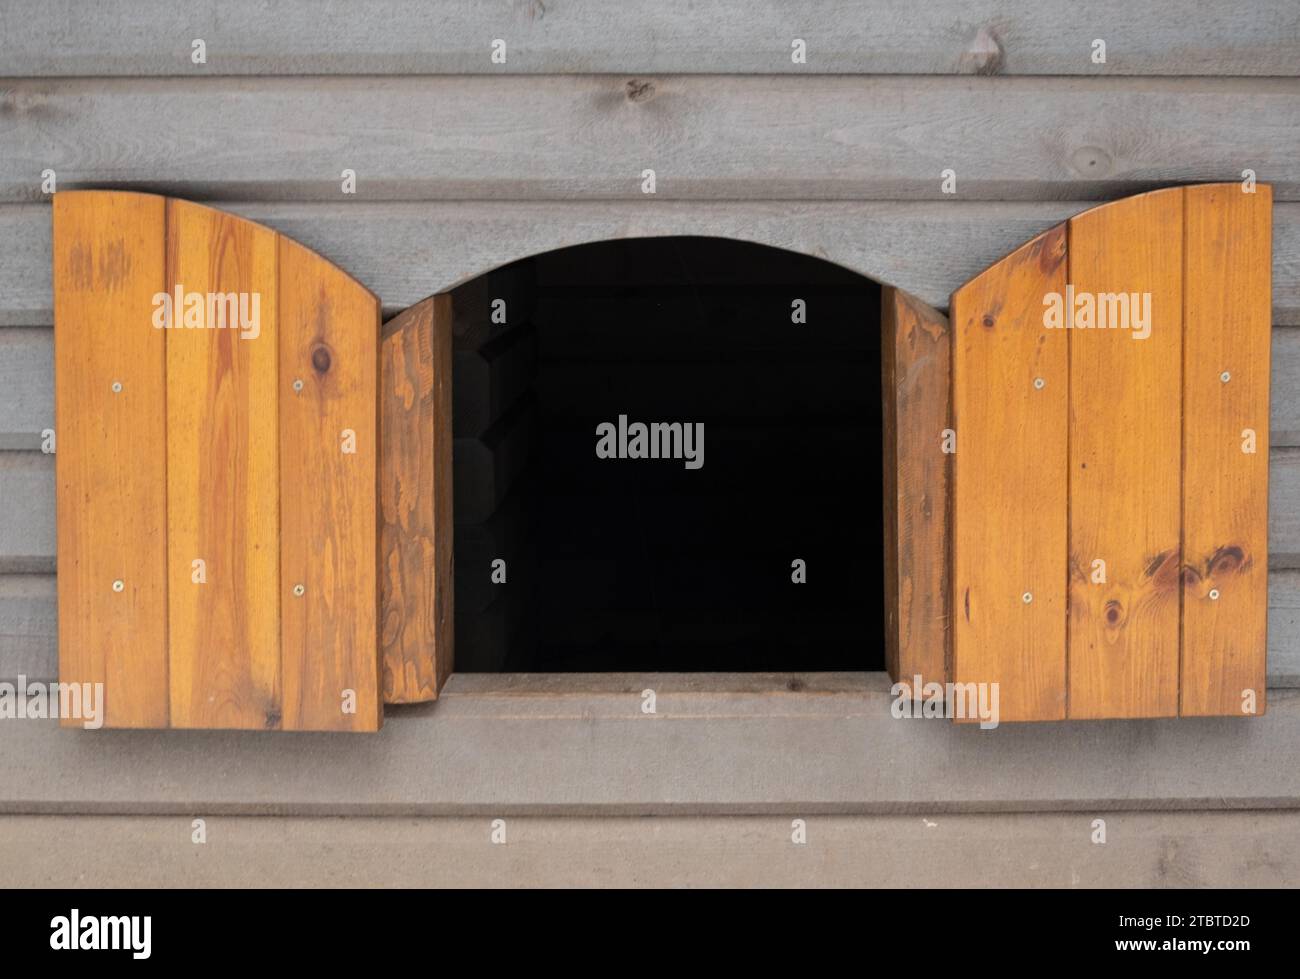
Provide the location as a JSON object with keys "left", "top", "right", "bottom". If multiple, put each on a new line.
{"left": 1268, "top": 570, "right": 1300, "bottom": 687}
{"left": 1271, "top": 448, "right": 1300, "bottom": 568}
{"left": 4, "top": 200, "right": 1299, "bottom": 325}
{"left": 0, "top": 573, "right": 54, "bottom": 679}
{"left": 1, "top": 1, "right": 1295, "bottom": 76}
{"left": 2, "top": 812, "right": 1296, "bottom": 888}
{"left": 2, "top": 76, "right": 1297, "bottom": 202}
{"left": 0, "top": 327, "right": 51, "bottom": 449}
{"left": 0, "top": 453, "right": 53, "bottom": 573}
{"left": 0, "top": 675, "right": 1296, "bottom": 814}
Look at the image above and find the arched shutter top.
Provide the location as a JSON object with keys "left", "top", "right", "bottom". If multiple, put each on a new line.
{"left": 54, "top": 191, "right": 383, "bottom": 731}
{"left": 950, "top": 183, "right": 1271, "bottom": 721}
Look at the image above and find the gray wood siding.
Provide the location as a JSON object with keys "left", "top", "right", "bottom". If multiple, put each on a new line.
{"left": 4, "top": 812, "right": 1298, "bottom": 887}
{"left": 0, "top": 675, "right": 1296, "bottom": 814}
{"left": 3, "top": 77, "right": 1297, "bottom": 203}
{"left": 0, "top": 2, "right": 1296, "bottom": 844}
{"left": 2, "top": 201, "right": 1299, "bottom": 324}
{"left": 2, "top": 1, "right": 1295, "bottom": 76}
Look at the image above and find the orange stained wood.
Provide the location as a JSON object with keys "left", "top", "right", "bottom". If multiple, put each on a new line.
{"left": 165, "top": 199, "right": 281, "bottom": 729}
{"left": 380, "top": 294, "right": 455, "bottom": 702}
{"left": 279, "top": 236, "right": 384, "bottom": 731}
{"left": 53, "top": 191, "right": 170, "bottom": 728}
{"left": 54, "top": 191, "right": 383, "bottom": 731}
{"left": 950, "top": 225, "right": 1068, "bottom": 722}
{"left": 1067, "top": 188, "right": 1183, "bottom": 719}
{"left": 1181, "top": 184, "right": 1271, "bottom": 717}
{"left": 881, "top": 287, "right": 950, "bottom": 691}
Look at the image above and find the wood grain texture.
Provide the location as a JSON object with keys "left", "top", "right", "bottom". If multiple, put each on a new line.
{"left": 1067, "top": 189, "right": 1183, "bottom": 719}
{"left": 165, "top": 199, "right": 281, "bottom": 730}
{"left": 2, "top": 1, "right": 1294, "bottom": 75}
{"left": 881, "top": 287, "right": 950, "bottom": 689}
{"left": 951, "top": 225, "right": 1068, "bottom": 721}
{"left": 52, "top": 190, "right": 169, "bottom": 727}
{"left": 5, "top": 201, "right": 1300, "bottom": 327}
{"left": 380, "top": 295, "right": 454, "bottom": 702}
{"left": 1181, "top": 184, "right": 1271, "bottom": 716}
{"left": 3, "top": 77, "right": 1298, "bottom": 203}
{"left": 279, "top": 237, "right": 382, "bottom": 731}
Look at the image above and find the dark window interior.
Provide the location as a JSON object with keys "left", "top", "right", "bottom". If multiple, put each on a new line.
{"left": 450, "top": 237, "right": 883, "bottom": 671}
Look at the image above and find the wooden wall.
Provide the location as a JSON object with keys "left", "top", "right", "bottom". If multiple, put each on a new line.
{"left": 0, "top": 2, "right": 1298, "bottom": 834}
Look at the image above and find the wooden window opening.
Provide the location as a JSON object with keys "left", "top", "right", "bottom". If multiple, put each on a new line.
{"left": 54, "top": 185, "right": 1271, "bottom": 728}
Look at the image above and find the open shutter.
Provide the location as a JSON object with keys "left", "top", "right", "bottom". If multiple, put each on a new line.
{"left": 380, "top": 295, "right": 455, "bottom": 702}
{"left": 54, "top": 191, "right": 384, "bottom": 731}
{"left": 881, "top": 286, "right": 951, "bottom": 691}
{"left": 950, "top": 183, "right": 1271, "bottom": 720}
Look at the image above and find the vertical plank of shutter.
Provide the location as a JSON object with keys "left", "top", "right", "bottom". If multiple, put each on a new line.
{"left": 881, "top": 287, "right": 950, "bottom": 689}
{"left": 165, "top": 200, "right": 281, "bottom": 730}
{"left": 950, "top": 226, "right": 1068, "bottom": 722}
{"left": 380, "top": 295, "right": 454, "bottom": 702}
{"left": 53, "top": 192, "right": 170, "bottom": 728}
{"left": 1182, "top": 183, "right": 1271, "bottom": 717}
{"left": 278, "top": 239, "right": 383, "bottom": 730}
{"left": 1067, "top": 189, "right": 1183, "bottom": 718}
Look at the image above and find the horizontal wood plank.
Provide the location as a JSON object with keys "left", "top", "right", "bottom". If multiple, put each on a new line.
{"left": 23, "top": 325, "right": 1300, "bottom": 456}
{"left": 7, "top": 565, "right": 1300, "bottom": 689}
{"left": 4, "top": 811, "right": 1298, "bottom": 888}
{"left": 1, "top": 1, "right": 1294, "bottom": 76}
{"left": 11, "top": 433, "right": 1300, "bottom": 568}
{"left": 1, "top": 77, "right": 1297, "bottom": 203}
{"left": 0, "top": 676, "right": 1297, "bottom": 814}
{"left": 3, "top": 201, "right": 1298, "bottom": 327}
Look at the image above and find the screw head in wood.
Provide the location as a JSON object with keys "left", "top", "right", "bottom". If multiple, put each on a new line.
{"left": 1033, "top": 377, "right": 1045, "bottom": 390}
{"left": 112, "top": 579, "right": 124, "bottom": 592}
{"left": 293, "top": 584, "right": 305, "bottom": 597}
{"left": 292, "top": 379, "right": 304, "bottom": 393}
{"left": 1022, "top": 591, "right": 1033, "bottom": 604}
{"left": 1220, "top": 371, "right": 1231, "bottom": 383}
{"left": 111, "top": 381, "right": 123, "bottom": 393}
{"left": 1209, "top": 588, "right": 1220, "bottom": 601}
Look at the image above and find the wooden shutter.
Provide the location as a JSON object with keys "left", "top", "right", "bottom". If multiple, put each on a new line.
{"left": 54, "top": 191, "right": 384, "bottom": 731}
{"left": 881, "top": 287, "right": 951, "bottom": 691}
{"left": 380, "top": 295, "right": 455, "bottom": 702}
{"left": 950, "top": 183, "right": 1271, "bottom": 720}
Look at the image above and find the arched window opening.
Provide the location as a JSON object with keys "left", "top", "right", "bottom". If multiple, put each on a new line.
{"left": 450, "top": 237, "right": 884, "bottom": 672}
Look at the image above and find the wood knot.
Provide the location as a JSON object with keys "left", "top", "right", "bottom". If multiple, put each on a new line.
{"left": 264, "top": 709, "right": 282, "bottom": 729}
{"left": 1208, "top": 545, "right": 1247, "bottom": 577}
{"left": 1104, "top": 599, "right": 1123, "bottom": 627}
{"left": 961, "top": 26, "right": 1004, "bottom": 76}
{"left": 786, "top": 677, "right": 806, "bottom": 692}
{"left": 981, "top": 314, "right": 996, "bottom": 329}
{"left": 311, "top": 343, "right": 332, "bottom": 373}
{"left": 1070, "top": 145, "right": 1113, "bottom": 177}
{"left": 625, "top": 79, "right": 656, "bottom": 103}
{"left": 1145, "top": 549, "right": 1181, "bottom": 590}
